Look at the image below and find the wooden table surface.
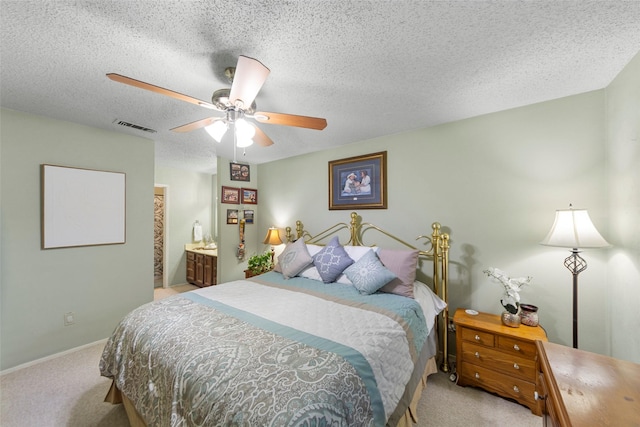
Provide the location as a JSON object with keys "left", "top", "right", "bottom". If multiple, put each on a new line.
{"left": 537, "top": 340, "right": 640, "bottom": 426}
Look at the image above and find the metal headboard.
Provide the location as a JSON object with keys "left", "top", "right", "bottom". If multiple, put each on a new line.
{"left": 285, "top": 211, "right": 452, "bottom": 373}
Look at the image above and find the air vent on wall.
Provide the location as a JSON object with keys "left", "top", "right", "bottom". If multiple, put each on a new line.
{"left": 113, "top": 119, "right": 157, "bottom": 133}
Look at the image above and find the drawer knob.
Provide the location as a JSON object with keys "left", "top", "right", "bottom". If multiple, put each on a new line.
{"left": 475, "top": 372, "right": 480, "bottom": 379}
{"left": 513, "top": 386, "right": 520, "bottom": 393}
{"left": 513, "top": 344, "right": 520, "bottom": 351}
{"left": 475, "top": 351, "right": 480, "bottom": 358}
{"left": 475, "top": 334, "right": 481, "bottom": 341}
{"left": 513, "top": 363, "right": 520, "bottom": 370}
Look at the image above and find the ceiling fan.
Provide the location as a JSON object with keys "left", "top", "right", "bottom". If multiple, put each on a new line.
{"left": 107, "top": 55, "right": 327, "bottom": 150}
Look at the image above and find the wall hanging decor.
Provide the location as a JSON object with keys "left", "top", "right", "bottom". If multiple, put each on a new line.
{"left": 241, "top": 188, "right": 258, "bottom": 204}
{"left": 230, "top": 162, "right": 250, "bottom": 181}
{"left": 221, "top": 186, "right": 240, "bottom": 204}
{"left": 328, "top": 151, "right": 387, "bottom": 210}
{"left": 226, "top": 209, "right": 239, "bottom": 224}
{"left": 41, "top": 164, "right": 125, "bottom": 249}
{"left": 243, "top": 210, "right": 254, "bottom": 224}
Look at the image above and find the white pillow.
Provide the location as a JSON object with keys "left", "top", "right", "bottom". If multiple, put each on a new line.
{"left": 297, "top": 244, "right": 324, "bottom": 281}
{"left": 277, "top": 239, "right": 313, "bottom": 279}
{"left": 413, "top": 281, "right": 447, "bottom": 333}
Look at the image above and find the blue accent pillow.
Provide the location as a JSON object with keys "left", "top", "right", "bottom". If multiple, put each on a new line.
{"left": 312, "top": 236, "right": 354, "bottom": 283}
{"left": 344, "top": 249, "right": 397, "bottom": 294}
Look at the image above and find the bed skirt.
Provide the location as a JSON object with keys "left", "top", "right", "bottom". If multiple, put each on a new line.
{"left": 104, "top": 356, "right": 438, "bottom": 427}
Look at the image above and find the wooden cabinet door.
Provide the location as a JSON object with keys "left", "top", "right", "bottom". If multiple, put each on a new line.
{"left": 203, "top": 255, "right": 214, "bottom": 286}
{"left": 186, "top": 252, "right": 196, "bottom": 284}
{"left": 210, "top": 257, "right": 217, "bottom": 285}
{"left": 195, "top": 254, "right": 204, "bottom": 286}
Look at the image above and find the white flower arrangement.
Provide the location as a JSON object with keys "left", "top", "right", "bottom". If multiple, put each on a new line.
{"left": 483, "top": 267, "right": 532, "bottom": 314}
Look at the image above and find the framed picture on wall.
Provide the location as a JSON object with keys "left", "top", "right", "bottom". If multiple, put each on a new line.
{"left": 41, "top": 164, "right": 126, "bottom": 248}
{"left": 226, "top": 209, "right": 239, "bottom": 224}
{"left": 243, "top": 209, "right": 254, "bottom": 224}
{"left": 328, "top": 151, "right": 387, "bottom": 210}
{"left": 230, "top": 162, "right": 250, "bottom": 181}
{"left": 221, "top": 186, "right": 240, "bottom": 204}
{"left": 241, "top": 188, "right": 258, "bottom": 204}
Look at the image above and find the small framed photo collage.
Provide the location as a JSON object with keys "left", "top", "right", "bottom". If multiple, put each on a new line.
{"left": 223, "top": 163, "right": 257, "bottom": 225}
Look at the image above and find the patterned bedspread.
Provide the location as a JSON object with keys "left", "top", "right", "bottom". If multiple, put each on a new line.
{"left": 100, "top": 272, "right": 433, "bottom": 426}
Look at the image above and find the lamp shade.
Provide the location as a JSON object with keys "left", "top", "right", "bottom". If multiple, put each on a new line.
{"left": 263, "top": 227, "right": 283, "bottom": 246}
{"left": 235, "top": 118, "right": 255, "bottom": 147}
{"left": 204, "top": 119, "right": 228, "bottom": 142}
{"left": 540, "top": 207, "right": 610, "bottom": 249}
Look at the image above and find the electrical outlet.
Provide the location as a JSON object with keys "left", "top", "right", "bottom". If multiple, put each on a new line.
{"left": 64, "top": 312, "right": 75, "bottom": 326}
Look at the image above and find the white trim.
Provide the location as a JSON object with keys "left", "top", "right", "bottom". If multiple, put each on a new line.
{"left": 0, "top": 338, "right": 108, "bottom": 376}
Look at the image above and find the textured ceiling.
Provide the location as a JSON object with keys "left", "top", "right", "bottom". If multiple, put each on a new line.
{"left": 2, "top": 1, "right": 639, "bottom": 174}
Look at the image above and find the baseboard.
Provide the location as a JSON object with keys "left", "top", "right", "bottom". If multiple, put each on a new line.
{"left": 0, "top": 338, "right": 108, "bottom": 376}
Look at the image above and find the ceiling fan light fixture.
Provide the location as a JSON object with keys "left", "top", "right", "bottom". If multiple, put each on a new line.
{"left": 204, "top": 119, "right": 228, "bottom": 142}
{"left": 236, "top": 135, "right": 254, "bottom": 148}
{"left": 212, "top": 89, "right": 231, "bottom": 110}
{"left": 235, "top": 118, "right": 255, "bottom": 147}
{"left": 107, "top": 56, "right": 326, "bottom": 151}
{"left": 235, "top": 118, "right": 255, "bottom": 139}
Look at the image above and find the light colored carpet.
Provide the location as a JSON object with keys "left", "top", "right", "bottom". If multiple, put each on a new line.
{"left": 153, "top": 283, "right": 198, "bottom": 300}
{"left": 0, "top": 285, "right": 541, "bottom": 426}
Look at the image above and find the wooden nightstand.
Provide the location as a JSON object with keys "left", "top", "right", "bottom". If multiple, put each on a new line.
{"left": 453, "top": 308, "right": 547, "bottom": 415}
{"left": 244, "top": 269, "right": 271, "bottom": 279}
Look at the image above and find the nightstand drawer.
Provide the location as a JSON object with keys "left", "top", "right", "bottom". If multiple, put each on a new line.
{"left": 497, "top": 335, "right": 537, "bottom": 358}
{"left": 461, "top": 327, "right": 495, "bottom": 347}
{"left": 460, "top": 362, "right": 537, "bottom": 408}
{"left": 461, "top": 341, "right": 536, "bottom": 381}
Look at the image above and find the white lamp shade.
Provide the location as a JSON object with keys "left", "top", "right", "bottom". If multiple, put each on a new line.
{"left": 540, "top": 208, "right": 610, "bottom": 249}
{"left": 204, "top": 119, "right": 228, "bottom": 142}
{"left": 235, "top": 118, "right": 255, "bottom": 147}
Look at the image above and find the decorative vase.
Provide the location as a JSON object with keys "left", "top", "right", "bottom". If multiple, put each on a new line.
{"left": 501, "top": 311, "right": 521, "bottom": 328}
{"left": 519, "top": 304, "right": 539, "bottom": 327}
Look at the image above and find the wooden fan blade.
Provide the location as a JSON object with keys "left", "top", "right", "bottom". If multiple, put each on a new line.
{"left": 107, "top": 73, "right": 216, "bottom": 109}
{"left": 253, "top": 111, "right": 327, "bottom": 130}
{"left": 252, "top": 125, "right": 274, "bottom": 147}
{"left": 171, "top": 117, "right": 217, "bottom": 133}
{"left": 228, "top": 56, "right": 270, "bottom": 109}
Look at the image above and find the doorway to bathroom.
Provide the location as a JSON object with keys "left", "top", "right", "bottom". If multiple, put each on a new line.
{"left": 154, "top": 185, "right": 168, "bottom": 288}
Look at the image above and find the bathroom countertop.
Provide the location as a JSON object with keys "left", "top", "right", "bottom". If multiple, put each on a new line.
{"left": 185, "top": 243, "right": 217, "bottom": 256}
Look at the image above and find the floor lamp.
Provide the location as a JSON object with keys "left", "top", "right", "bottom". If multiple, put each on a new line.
{"left": 540, "top": 205, "right": 610, "bottom": 348}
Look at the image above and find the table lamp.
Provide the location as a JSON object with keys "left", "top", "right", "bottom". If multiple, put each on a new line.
{"left": 263, "top": 227, "right": 283, "bottom": 264}
{"left": 540, "top": 204, "right": 610, "bottom": 348}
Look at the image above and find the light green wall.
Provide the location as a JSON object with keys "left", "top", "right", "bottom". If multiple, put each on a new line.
{"left": 259, "top": 90, "right": 613, "bottom": 355}
{"left": 154, "top": 166, "right": 215, "bottom": 286}
{"left": 2, "top": 53, "right": 636, "bottom": 370}
{"left": 606, "top": 52, "right": 640, "bottom": 362}
{"left": 0, "top": 108, "right": 155, "bottom": 370}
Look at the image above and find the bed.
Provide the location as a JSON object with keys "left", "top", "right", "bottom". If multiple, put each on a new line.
{"left": 100, "top": 212, "right": 451, "bottom": 426}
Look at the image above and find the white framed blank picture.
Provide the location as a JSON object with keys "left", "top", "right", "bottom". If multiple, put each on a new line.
{"left": 41, "top": 164, "right": 126, "bottom": 249}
